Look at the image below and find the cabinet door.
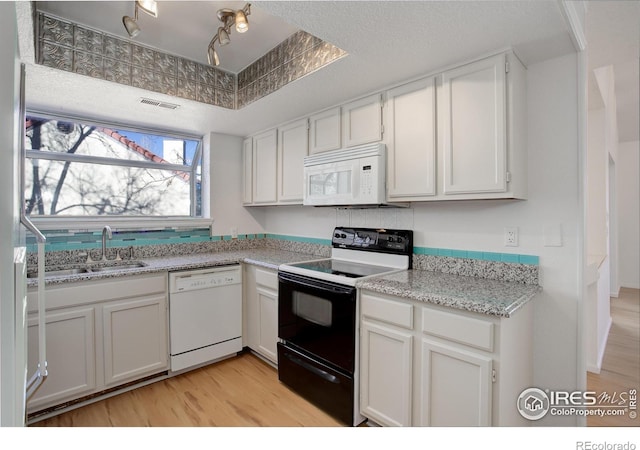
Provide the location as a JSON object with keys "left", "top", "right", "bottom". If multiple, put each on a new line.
{"left": 360, "top": 319, "right": 413, "bottom": 427}
{"left": 252, "top": 129, "right": 278, "bottom": 204}
{"left": 242, "top": 137, "right": 253, "bottom": 204}
{"left": 256, "top": 286, "right": 278, "bottom": 364}
{"left": 420, "top": 338, "right": 492, "bottom": 426}
{"left": 309, "top": 107, "right": 341, "bottom": 154}
{"left": 278, "top": 119, "right": 308, "bottom": 203}
{"left": 440, "top": 53, "right": 507, "bottom": 195}
{"left": 27, "top": 307, "right": 96, "bottom": 411}
{"left": 102, "top": 294, "right": 168, "bottom": 387}
{"left": 385, "top": 78, "right": 437, "bottom": 200}
{"left": 342, "top": 94, "right": 383, "bottom": 147}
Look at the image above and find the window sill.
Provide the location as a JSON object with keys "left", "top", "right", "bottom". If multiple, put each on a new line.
{"left": 30, "top": 217, "right": 214, "bottom": 233}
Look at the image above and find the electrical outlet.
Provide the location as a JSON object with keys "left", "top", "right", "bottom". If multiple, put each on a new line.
{"left": 504, "top": 227, "right": 518, "bottom": 247}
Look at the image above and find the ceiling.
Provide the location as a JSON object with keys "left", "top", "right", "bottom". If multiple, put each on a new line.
{"left": 585, "top": 1, "right": 639, "bottom": 143}
{"left": 19, "top": 1, "right": 639, "bottom": 142}
{"left": 35, "top": 1, "right": 300, "bottom": 73}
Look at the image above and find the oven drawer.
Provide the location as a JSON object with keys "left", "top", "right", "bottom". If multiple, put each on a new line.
{"left": 361, "top": 293, "right": 414, "bottom": 330}
{"left": 277, "top": 343, "right": 354, "bottom": 425}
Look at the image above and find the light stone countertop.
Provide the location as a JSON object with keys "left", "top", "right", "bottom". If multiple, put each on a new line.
{"left": 29, "top": 250, "right": 541, "bottom": 318}
{"left": 356, "top": 269, "right": 541, "bottom": 318}
{"left": 27, "top": 249, "right": 318, "bottom": 287}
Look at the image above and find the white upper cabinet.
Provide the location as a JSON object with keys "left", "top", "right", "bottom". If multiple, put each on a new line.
{"left": 342, "top": 93, "right": 383, "bottom": 147}
{"left": 244, "top": 51, "right": 526, "bottom": 206}
{"left": 309, "top": 107, "right": 341, "bottom": 154}
{"left": 440, "top": 53, "right": 506, "bottom": 195}
{"left": 277, "top": 119, "right": 309, "bottom": 203}
{"left": 438, "top": 52, "right": 527, "bottom": 199}
{"left": 385, "top": 78, "right": 437, "bottom": 201}
{"left": 251, "top": 129, "right": 278, "bottom": 204}
{"left": 242, "top": 137, "right": 253, "bottom": 205}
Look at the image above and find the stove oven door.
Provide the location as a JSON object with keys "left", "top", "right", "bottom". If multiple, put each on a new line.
{"left": 277, "top": 271, "right": 356, "bottom": 374}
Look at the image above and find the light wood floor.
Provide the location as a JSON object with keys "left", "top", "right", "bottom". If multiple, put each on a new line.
{"left": 31, "top": 289, "right": 640, "bottom": 428}
{"left": 31, "top": 351, "right": 343, "bottom": 427}
{"left": 587, "top": 287, "right": 640, "bottom": 427}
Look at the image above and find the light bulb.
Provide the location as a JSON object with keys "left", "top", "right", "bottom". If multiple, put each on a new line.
{"left": 235, "top": 10, "right": 248, "bottom": 33}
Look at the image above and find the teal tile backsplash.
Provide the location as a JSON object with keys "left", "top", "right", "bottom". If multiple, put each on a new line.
{"left": 27, "top": 230, "right": 539, "bottom": 266}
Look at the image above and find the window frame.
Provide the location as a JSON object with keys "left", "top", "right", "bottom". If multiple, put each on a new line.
{"left": 25, "top": 109, "right": 210, "bottom": 230}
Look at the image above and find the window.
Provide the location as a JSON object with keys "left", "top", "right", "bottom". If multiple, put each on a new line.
{"left": 25, "top": 114, "right": 203, "bottom": 218}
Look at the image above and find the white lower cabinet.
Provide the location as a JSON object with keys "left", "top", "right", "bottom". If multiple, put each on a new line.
{"left": 420, "top": 339, "right": 492, "bottom": 426}
{"left": 27, "top": 306, "right": 97, "bottom": 411}
{"left": 360, "top": 290, "right": 532, "bottom": 427}
{"left": 360, "top": 319, "right": 413, "bottom": 427}
{"left": 102, "top": 295, "right": 168, "bottom": 387}
{"left": 27, "top": 273, "right": 168, "bottom": 414}
{"left": 244, "top": 264, "right": 278, "bottom": 364}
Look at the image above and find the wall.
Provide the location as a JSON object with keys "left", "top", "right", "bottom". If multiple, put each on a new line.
{"left": 0, "top": 2, "right": 22, "bottom": 426}
{"left": 618, "top": 140, "right": 640, "bottom": 289}
{"left": 587, "top": 107, "right": 608, "bottom": 258}
{"left": 260, "top": 52, "right": 582, "bottom": 425}
{"left": 207, "top": 132, "right": 265, "bottom": 237}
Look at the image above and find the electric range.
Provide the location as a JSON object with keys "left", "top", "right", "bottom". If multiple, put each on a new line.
{"left": 276, "top": 227, "right": 413, "bottom": 426}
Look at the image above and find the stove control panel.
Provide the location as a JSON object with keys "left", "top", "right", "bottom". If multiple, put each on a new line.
{"left": 332, "top": 227, "right": 413, "bottom": 255}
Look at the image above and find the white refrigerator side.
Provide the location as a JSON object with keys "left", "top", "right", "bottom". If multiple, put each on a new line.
{"left": 0, "top": 1, "right": 26, "bottom": 427}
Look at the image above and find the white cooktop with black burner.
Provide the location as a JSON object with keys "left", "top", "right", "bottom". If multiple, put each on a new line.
{"left": 278, "top": 227, "right": 414, "bottom": 286}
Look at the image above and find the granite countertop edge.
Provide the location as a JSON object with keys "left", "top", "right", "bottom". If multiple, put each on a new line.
{"left": 28, "top": 251, "right": 542, "bottom": 319}
{"left": 356, "top": 271, "right": 542, "bottom": 318}
{"left": 26, "top": 249, "right": 315, "bottom": 287}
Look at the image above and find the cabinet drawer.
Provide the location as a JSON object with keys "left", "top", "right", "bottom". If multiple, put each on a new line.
{"left": 421, "top": 307, "right": 494, "bottom": 352}
{"left": 361, "top": 293, "right": 413, "bottom": 330}
{"left": 28, "top": 273, "right": 167, "bottom": 312}
{"left": 255, "top": 268, "right": 278, "bottom": 290}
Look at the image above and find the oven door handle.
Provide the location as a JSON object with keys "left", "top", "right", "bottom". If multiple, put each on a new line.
{"left": 278, "top": 272, "right": 355, "bottom": 296}
{"left": 283, "top": 351, "right": 339, "bottom": 384}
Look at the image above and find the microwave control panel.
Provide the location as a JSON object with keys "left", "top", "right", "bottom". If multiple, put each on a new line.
{"left": 358, "top": 155, "right": 383, "bottom": 202}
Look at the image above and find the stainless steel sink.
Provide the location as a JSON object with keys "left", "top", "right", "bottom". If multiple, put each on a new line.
{"left": 27, "top": 267, "right": 90, "bottom": 278}
{"left": 90, "top": 262, "right": 146, "bottom": 272}
{"left": 27, "top": 261, "right": 147, "bottom": 278}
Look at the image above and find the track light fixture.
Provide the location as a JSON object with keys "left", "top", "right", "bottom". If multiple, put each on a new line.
{"left": 207, "top": 3, "right": 251, "bottom": 67}
{"left": 122, "top": 0, "right": 158, "bottom": 38}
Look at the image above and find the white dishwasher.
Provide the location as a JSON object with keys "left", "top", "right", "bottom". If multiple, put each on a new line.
{"left": 169, "top": 265, "right": 242, "bottom": 373}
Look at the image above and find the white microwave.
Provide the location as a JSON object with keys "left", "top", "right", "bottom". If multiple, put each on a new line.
{"left": 303, "top": 143, "right": 386, "bottom": 206}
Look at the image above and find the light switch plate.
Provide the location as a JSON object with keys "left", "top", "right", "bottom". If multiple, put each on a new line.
{"left": 543, "top": 224, "right": 563, "bottom": 247}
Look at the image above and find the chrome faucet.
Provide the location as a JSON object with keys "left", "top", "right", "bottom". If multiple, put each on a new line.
{"left": 101, "top": 225, "right": 112, "bottom": 261}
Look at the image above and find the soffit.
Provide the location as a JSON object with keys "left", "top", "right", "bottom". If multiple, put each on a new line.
{"left": 22, "top": 1, "right": 579, "bottom": 138}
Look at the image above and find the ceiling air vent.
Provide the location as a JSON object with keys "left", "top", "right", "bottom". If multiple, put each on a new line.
{"left": 139, "top": 97, "right": 180, "bottom": 110}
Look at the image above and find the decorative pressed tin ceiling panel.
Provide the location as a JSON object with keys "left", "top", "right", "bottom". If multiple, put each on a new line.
{"left": 35, "top": 12, "right": 346, "bottom": 110}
